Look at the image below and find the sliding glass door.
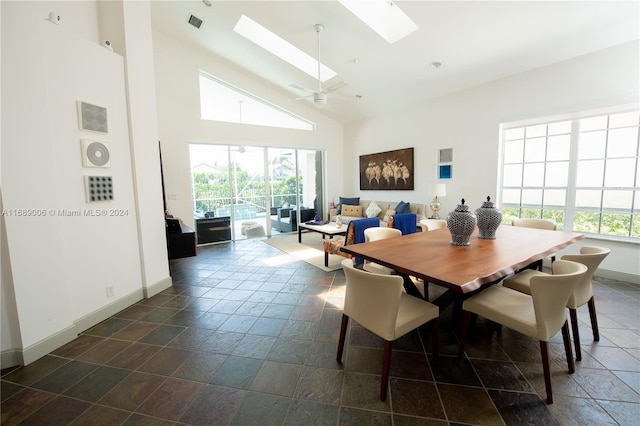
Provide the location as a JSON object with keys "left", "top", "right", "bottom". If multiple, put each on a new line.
{"left": 296, "top": 149, "right": 323, "bottom": 217}
{"left": 190, "top": 144, "right": 324, "bottom": 242}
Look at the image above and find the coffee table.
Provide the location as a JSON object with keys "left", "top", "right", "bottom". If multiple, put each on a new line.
{"left": 298, "top": 221, "right": 347, "bottom": 243}
{"left": 298, "top": 222, "right": 348, "bottom": 267}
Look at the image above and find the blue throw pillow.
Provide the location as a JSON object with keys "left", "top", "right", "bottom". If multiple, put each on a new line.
{"left": 395, "top": 201, "right": 411, "bottom": 214}
{"left": 338, "top": 197, "right": 360, "bottom": 214}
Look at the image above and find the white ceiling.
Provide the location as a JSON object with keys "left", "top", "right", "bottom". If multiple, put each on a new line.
{"left": 150, "top": 1, "right": 640, "bottom": 124}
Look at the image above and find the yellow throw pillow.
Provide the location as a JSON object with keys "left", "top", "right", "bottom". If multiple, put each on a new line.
{"left": 383, "top": 209, "right": 396, "bottom": 222}
{"left": 341, "top": 205, "right": 363, "bottom": 217}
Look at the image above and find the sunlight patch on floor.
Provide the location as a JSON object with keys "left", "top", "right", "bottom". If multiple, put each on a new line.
{"left": 260, "top": 254, "right": 297, "bottom": 266}
{"left": 320, "top": 286, "right": 346, "bottom": 309}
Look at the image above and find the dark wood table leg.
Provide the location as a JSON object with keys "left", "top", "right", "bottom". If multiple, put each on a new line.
{"left": 432, "top": 290, "right": 456, "bottom": 314}
{"left": 431, "top": 279, "right": 502, "bottom": 331}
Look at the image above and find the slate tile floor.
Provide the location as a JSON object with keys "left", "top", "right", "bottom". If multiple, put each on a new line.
{"left": 2, "top": 237, "right": 639, "bottom": 425}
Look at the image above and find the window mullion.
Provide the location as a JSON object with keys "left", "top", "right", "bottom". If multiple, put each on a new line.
{"left": 519, "top": 129, "right": 526, "bottom": 217}
{"left": 541, "top": 125, "right": 549, "bottom": 216}
{"left": 564, "top": 120, "right": 580, "bottom": 232}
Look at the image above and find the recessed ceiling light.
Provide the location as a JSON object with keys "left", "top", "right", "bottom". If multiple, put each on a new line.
{"left": 338, "top": 0, "right": 418, "bottom": 44}
{"left": 430, "top": 61, "right": 442, "bottom": 68}
{"left": 234, "top": 15, "right": 337, "bottom": 82}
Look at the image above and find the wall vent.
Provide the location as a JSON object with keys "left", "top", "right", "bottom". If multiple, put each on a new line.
{"left": 188, "top": 15, "right": 203, "bottom": 29}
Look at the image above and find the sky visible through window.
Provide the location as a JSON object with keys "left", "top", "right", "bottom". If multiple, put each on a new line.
{"left": 199, "top": 72, "right": 314, "bottom": 131}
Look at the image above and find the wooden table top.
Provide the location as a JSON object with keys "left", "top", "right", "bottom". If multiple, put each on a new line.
{"left": 340, "top": 225, "right": 584, "bottom": 294}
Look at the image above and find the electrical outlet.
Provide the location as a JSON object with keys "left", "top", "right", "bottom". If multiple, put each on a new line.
{"left": 105, "top": 286, "right": 115, "bottom": 298}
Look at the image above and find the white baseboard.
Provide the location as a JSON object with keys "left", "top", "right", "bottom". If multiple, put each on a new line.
{"left": 3, "top": 288, "right": 144, "bottom": 368}
{"left": 144, "top": 275, "right": 173, "bottom": 298}
{"left": 1, "top": 349, "right": 23, "bottom": 369}
{"left": 73, "top": 288, "right": 145, "bottom": 335}
{"left": 595, "top": 268, "right": 640, "bottom": 285}
{"left": 3, "top": 275, "right": 174, "bottom": 369}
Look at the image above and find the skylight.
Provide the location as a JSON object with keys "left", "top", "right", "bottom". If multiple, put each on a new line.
{"left": 338, "top": 0, "right": 419, "bottom": 44}
{"left": 234, "top": 15, "right": 337, "bottom": 82}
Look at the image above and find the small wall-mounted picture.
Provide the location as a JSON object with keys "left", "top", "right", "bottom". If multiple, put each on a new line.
{"left": 84, "top": 175, "right": 113, "bottom": 202}
{"left": 439, "top": 164, "right": 452, "bottom": 179}
{"left": 80, "top": 139, "right": 111, "bottom": 168}
{"left": 439, "top": 148, "right": 453, "bottom": 163}
{"left": 78, "top": 101, "right": 108, "bottom": 133}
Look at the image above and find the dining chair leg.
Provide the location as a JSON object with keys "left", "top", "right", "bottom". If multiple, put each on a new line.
{"left": 561, "top": 321, "right": 575, "bottom": 374}
{"left": 336, "top": 314, "right": 349, "bottom": 363}
{"left": 539, "top": 340, "right": 553, "bottom": 404}
{"left": 458, "top": 310, "right": 470, "bottom": 358}
{"left": 588, "top": 296, "right": 600, "bottom": 342}
{"left": 569, "top": 308, "right": 582, "bottom": 361}
{"left": 380, "top": 340, "right": 393, "bottom": 401}
{"left": 431, "top": 318, "right": 440, "bottom": 368}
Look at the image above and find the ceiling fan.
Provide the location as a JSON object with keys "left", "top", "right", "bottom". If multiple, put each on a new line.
{"left": 290, "top": 24, "right": 349, "bottom": 107}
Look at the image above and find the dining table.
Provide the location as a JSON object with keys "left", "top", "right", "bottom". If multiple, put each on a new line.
{"left": 340, "top": 225, "right": 585, "bottom": 313}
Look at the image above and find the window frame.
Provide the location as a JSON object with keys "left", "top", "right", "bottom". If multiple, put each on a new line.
{"left": 498, "top": 105, "right": 639, "bottom": 242}
{"left": 199, "top": 71, "right": 315, "bottom": 131}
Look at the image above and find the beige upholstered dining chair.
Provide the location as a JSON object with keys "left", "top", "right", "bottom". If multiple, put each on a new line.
{"left": 362, "top": 227, "right": 402, "bottom": 275}
{"left": 418, "top": 219, "right": 447, "bottom": 232}
{"left": 337, "top": 259, "right": 440, "bottom": 401}
{"left": 512, "top": 218, "right": 557, "bottom": 230}
{"left": 503, "top": 246, "right": 610, "bottom": 361}
{"left": 512, "top": 218, "right": 558, "bottom": 270}
{"left": 458, "top": 259, "right": 587, "bottom": 404}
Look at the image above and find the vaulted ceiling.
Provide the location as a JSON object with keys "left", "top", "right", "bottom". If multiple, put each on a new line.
{"left": 150, "top": 1, "right": 639, "bottom": 124}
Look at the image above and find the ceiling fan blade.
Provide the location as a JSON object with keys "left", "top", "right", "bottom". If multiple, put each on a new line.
{"left": 289, "top": 83, "right": 313, "bottom": 93}
{"left": 325, "top": 81, "right": 348, "bottom": 93}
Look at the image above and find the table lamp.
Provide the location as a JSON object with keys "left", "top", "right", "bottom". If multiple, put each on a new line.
{"left": 429, "top": 183, "right": 446, "bottom": 219}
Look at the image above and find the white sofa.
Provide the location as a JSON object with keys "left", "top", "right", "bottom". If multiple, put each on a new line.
{"left": 329, "top": 199, "right": 427, "bottom": 226}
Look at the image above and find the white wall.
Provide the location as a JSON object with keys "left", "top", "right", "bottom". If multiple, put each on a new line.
{"left": 344, "top": 41, "right": 640, "bottom": 280}
{"left": 151, "top": 30, "right": 344, "bottom": 227}
{"left": 119, "top": 1, "right": 171, "bottom": 296}
{"left": 1, "top": 1, "right": 152, "bottom": 365}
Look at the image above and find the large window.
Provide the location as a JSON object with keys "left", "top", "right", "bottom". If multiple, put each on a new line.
{"left": 199, "top": 72, "right": 314, "bottom": 131}
{"left": 500, "top": 109, "right": 639, "bottom": 239}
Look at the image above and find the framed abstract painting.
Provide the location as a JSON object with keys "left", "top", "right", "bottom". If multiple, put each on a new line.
{"left": 359, "top": 147, "right": 414, "bottom": 190}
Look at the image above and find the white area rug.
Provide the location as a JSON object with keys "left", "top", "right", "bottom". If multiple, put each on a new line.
{"left": 262, "top": 232, "right": 346, "bottom": 272}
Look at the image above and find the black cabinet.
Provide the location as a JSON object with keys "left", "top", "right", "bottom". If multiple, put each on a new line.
{"left": 166, "top": 218, "right": 196, "bottom": 260}
{"left": 196, "top": 216, "right": 232, "bottom": 244}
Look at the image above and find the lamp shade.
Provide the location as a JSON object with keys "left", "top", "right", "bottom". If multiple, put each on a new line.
{"left": 431, "top": 183, "right": 446, "bottom": 197}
